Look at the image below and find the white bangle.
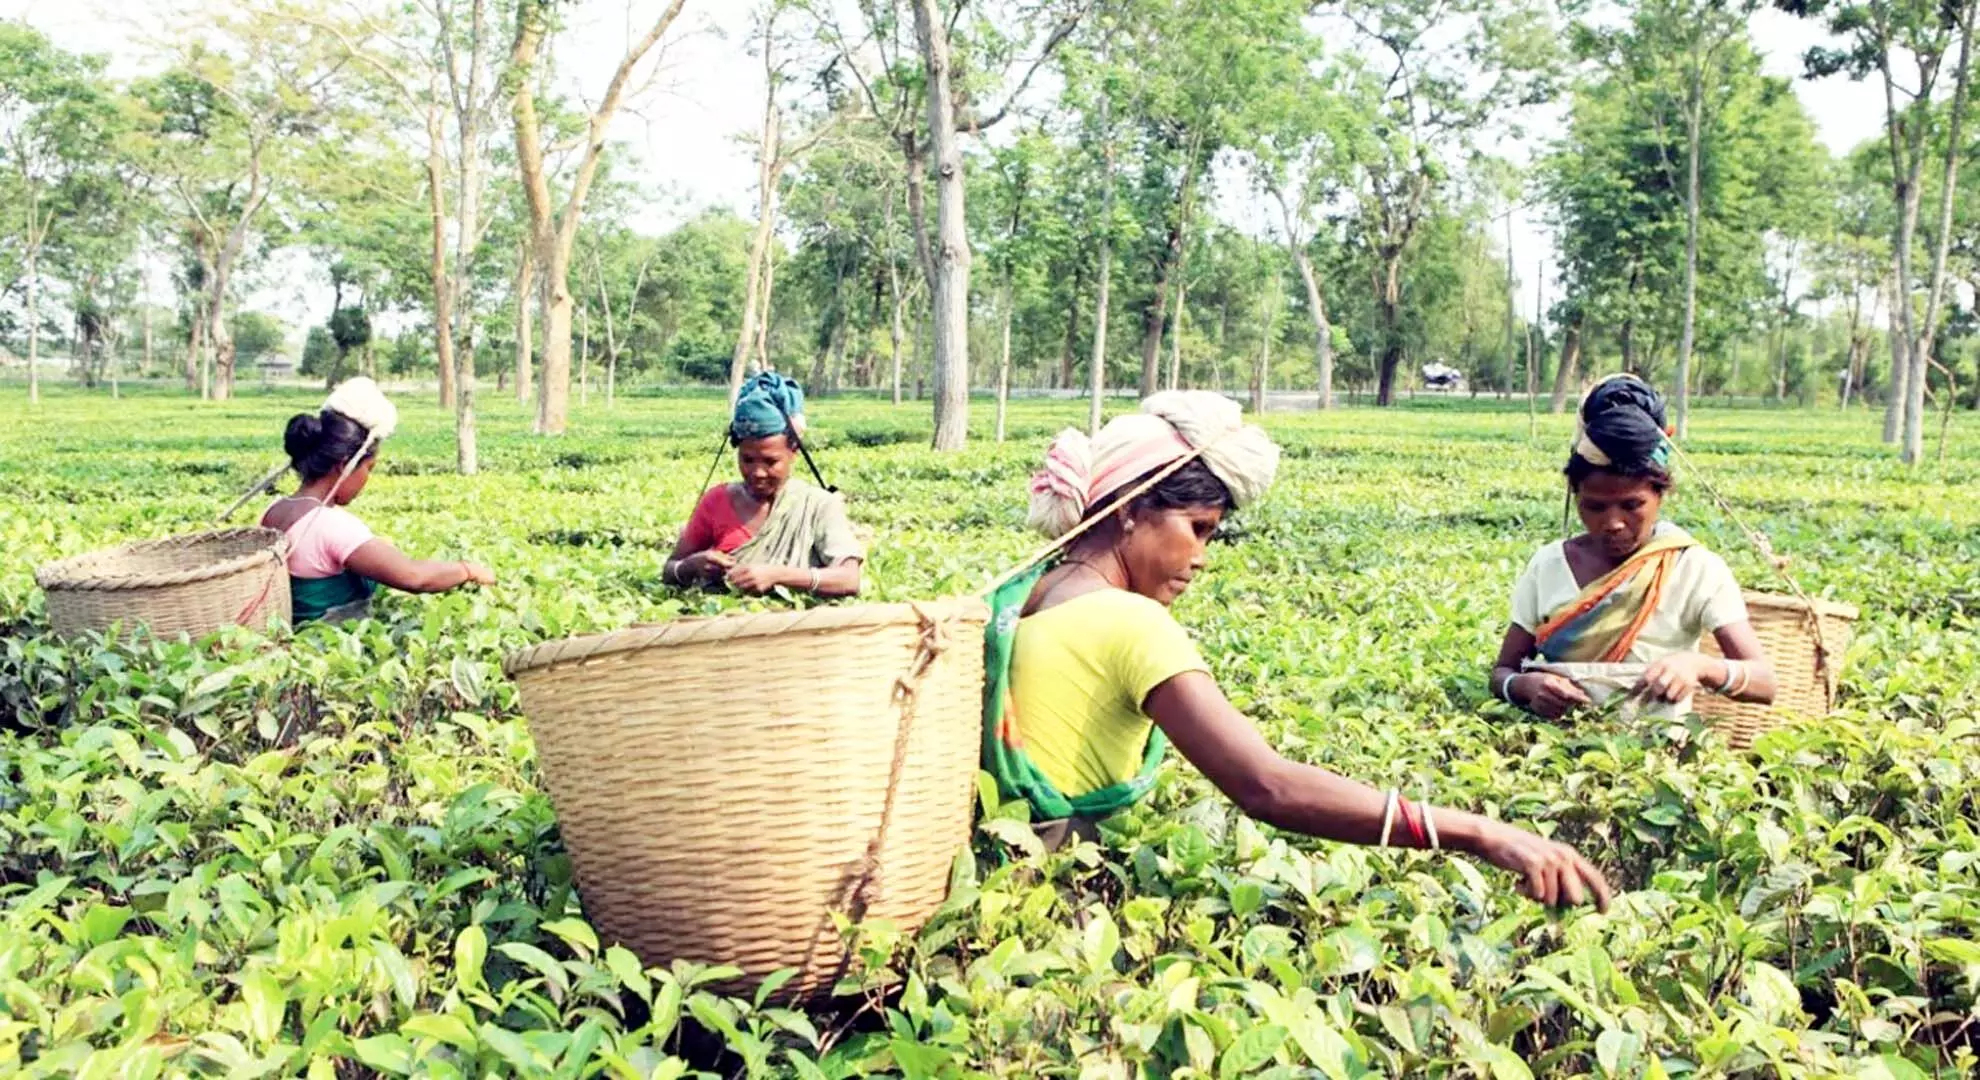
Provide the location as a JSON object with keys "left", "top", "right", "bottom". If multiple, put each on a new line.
{"left": 1378, "top": 788, "right": 1399, "bottom": 849}
{"left": 808, "top": 568, "right": 820, "bottom": 592}
{"left": 1416, "top": 791, "right": 1440, "bottom": 851}
{"left": 1717, "top": 659, "right": 1741, "bottom": 695}
{"left": 1730, "top": 661, "right": 1751, "bottom": 697}
{"left": 1496, "top": 671, "right": 1519, "bottom": 704}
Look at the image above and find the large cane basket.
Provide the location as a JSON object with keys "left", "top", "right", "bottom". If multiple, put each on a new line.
{"left": 35, "top": 528, "right": 290, "bottom": 638}
{"left": 1696, "top": 590, "right": 1858, "bottom": 750}
{"left": 503, "top": 598, "right": 989, "bottom": 1001}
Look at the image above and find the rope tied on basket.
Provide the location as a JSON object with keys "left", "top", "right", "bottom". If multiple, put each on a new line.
{"left": 847, "top": 602, "right": 949, "bottom": 921}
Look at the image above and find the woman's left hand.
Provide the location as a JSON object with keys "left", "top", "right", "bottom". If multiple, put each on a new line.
{"left": 725, "top": 565, "right": 786, "bottom": 595}
{"left": 1635, "top": 652, "right": 1712, "bottom": 703}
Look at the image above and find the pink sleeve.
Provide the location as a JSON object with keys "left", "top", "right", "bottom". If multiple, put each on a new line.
{"left": 314, "top": 508, "right": 376, "bottom": 569}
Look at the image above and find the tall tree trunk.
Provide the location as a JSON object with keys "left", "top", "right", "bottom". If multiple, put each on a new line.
{"left": 1169, "top": 276, "right": 1187, "bottom": 391}
{"left": 1906, "top": 0, "right": 1979, "bottom": 463}
{"left": 595, "top": 253, "right": 618, "bottom": 410}
{"left": 1551, "top": 312, "right": 1581, "bottom": 413}
{"left": 512, "top": 0, "right": 686, "bottom": 436}
{"left": 578, "top": 306, "right": 590, "bottom": 405}
{"left": 24, "top": 250, "right": 39, "bottom": 406}
{"left": 187, "top": 300, "right": 205, "bottom": 396}
{"left": 1880, "top": 46, "right": 1931, "bottom": 444}
{"left": 912, "top": 0, "right": 972, "bottom": 450}
{"left": 888, "top": 259, "right": 906, "bottom": 405}
{"left": 142, "top": 301, "right": 154, "bottom": 375}
{"left": 1503, "top": 212, "right": 1517, "bottom": 400}
{"left": 1770, "top": 242, "right": 1798, "bottom": 403}
{"left": 423, "top": 100, "right": 471, "bottom": 473}
{"left": 534, "top": 249, "right": 574, "bottom": 432}
{"left": 1059, "top": 267, "right": 1082, "bottom": 389}
{"left": 206, "top": 265, "right": 235, "bottom": 402}
{"left": 1674, "top": 69, "right": 1705, "bottom": 438}
{"left": 1886, "top": 292, "right": 1909, "bottom": 440}
{"left": 1252, "top": 272, "right": 1278, "bottom": 416}
{"left": 996, "top": 275, "right": 1014, "bottom": 442}
{"left": 1088, "top": 182, "right": 1115, "bottom": 435}
{"left": 1274, "top": 181, "right": 1334, "bottom": 409}
{"left": 731, "top": 93, "right": 781, "bottom": 406}
{"left": 1290, "top": 246, "right": 1332, "bottom": 409}
{"left": 1138, "top": 157, "right": 1197, "bottom": 397}
{"left": 185, "top": 298, "right": 202, "bottom": 392}
{"left": 755, "top": 246, "right": 777, "bottom": 369}
{"left": 1374, "top": 253, "right": 1403, "bottom": 405}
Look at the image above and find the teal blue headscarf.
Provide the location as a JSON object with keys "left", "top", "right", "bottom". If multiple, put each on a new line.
{"left": 731, "top": 372, "right": 806, "bottom": 443}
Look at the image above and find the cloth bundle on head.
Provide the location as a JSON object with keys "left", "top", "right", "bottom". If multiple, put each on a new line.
{"left": 323, "top": 376, "right": 399, "bottom": 444}
{"left": 731, "top": 371, "right": 808, "bottom": 442}
{"left": 1573, "top": 373, "right": 1671, "bottom": 471}
{"left": 1027, "top": 390, "right": 1280, "bottom": 539}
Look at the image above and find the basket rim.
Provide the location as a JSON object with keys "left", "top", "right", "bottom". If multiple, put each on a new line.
{"left": 1738, "top": 589, "right": 1859, "bottom": 620}
{"left": 504, "top": 596, "right": 991, "bottom": 677}
{"left": 34, "top": 528, "right": 289, "bottom": 593}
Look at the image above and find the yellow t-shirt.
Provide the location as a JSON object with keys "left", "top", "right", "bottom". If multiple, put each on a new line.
{"left": 1009, "top": 589, "right": 1209, "bottom": 798}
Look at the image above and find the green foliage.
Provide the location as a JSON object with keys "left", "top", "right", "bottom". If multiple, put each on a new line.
{"left": 229, "top": 311, "right": 287, "bottom": 369}
{"left": 3, "top": 390, "right": 1978, "bottom": 1077}
{"left": 299, "top": 326, "right": 337, "bottom": 379}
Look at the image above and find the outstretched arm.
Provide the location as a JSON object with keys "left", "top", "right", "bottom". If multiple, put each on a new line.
{"left": 1144, "top": 670, "right": 1611, "bottom": 910}
{"left": 344, "top": 539, "right": 493, "bottom": 594}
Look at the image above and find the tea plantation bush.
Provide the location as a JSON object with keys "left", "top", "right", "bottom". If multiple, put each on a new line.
{"left": 4, "top": 387, "right": 1979, "bottom": 1078}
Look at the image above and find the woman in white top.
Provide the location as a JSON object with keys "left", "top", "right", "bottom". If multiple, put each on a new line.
{"left": 260, "top": 380, "right": 493, "bottom": 624}
{"left": 1490, "top": 375, "right": 1776, "bottom": 719}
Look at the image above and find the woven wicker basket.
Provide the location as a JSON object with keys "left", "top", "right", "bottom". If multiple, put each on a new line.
{"left": 1696, "top": 590, "right": 1858, "bottom": 749}
{"left": 503, "top": 598, "right": 989, "bottom": 1001}
{"left": 35, "top": 528, "right": 291, "bottom": 639}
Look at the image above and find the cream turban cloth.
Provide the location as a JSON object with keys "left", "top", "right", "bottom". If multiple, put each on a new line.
{"left": 323, "top": 376, "right": 398, "bottom": 444}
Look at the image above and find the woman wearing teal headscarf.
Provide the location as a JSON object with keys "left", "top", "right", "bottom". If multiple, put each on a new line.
{"left": 664, "top": 373, "right": 865, "bottom": 596}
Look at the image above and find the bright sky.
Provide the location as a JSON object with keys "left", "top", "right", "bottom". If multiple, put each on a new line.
{"left": 1, "top": 0, "right": 1887, "bottom": 333}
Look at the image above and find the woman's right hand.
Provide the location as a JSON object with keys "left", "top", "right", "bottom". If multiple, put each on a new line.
{"left": 676, "top": 550, "right": 736, "bottom": 584}
{"left": 1514, "top": 672, "right": 1593, "bottom": 719}
{"left": 461, "top": 561, "right": 496, "bottom": 586}
{"left": 1470, "top": 818, "right": 1613, "bottom": 911}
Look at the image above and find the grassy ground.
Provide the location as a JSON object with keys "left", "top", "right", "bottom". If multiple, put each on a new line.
{"left": 3, "top": 384, "right": 1979, "bottom": 1077}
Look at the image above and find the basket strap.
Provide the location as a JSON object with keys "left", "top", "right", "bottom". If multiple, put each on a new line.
{"left": 847, "top": 602, "right": 950, "bottom": 922}
{"left": 233, "top": 555, "right": 282, "bottom": 625}
{"left": 1665, "top": 441, "right": 1837, "bottom": 707}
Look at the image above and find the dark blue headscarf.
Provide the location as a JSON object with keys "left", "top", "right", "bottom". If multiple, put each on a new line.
{"left": 731, "top": 372, "right": 806, "bottom": 443}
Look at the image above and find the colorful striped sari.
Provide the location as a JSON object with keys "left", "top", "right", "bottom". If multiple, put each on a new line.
{"left": 1533, "top": 528, "right": 1698, "bottom": 662}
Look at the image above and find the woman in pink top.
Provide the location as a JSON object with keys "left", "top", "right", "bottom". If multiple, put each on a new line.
{"left": 261, "top": 397, "right": 493, "bottom": 624}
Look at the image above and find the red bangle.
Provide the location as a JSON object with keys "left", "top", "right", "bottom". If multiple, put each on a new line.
{"left": 1398, "top": 798, "right": 1427, "bottom": 849}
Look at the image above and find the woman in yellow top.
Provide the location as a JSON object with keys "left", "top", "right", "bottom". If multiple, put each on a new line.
{"left": 984, "top": 391, "right": 1612, "bottom": 910}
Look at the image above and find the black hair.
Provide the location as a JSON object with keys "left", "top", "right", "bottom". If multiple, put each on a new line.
{"left": 1089, "top": 457, "right": 1234, "bottom": 525}
{"left": 1566, "top": 453, "right": 1672, "bottom": 492}
{"left": 284, "top": 409, "right": 375, "bottom": 483}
